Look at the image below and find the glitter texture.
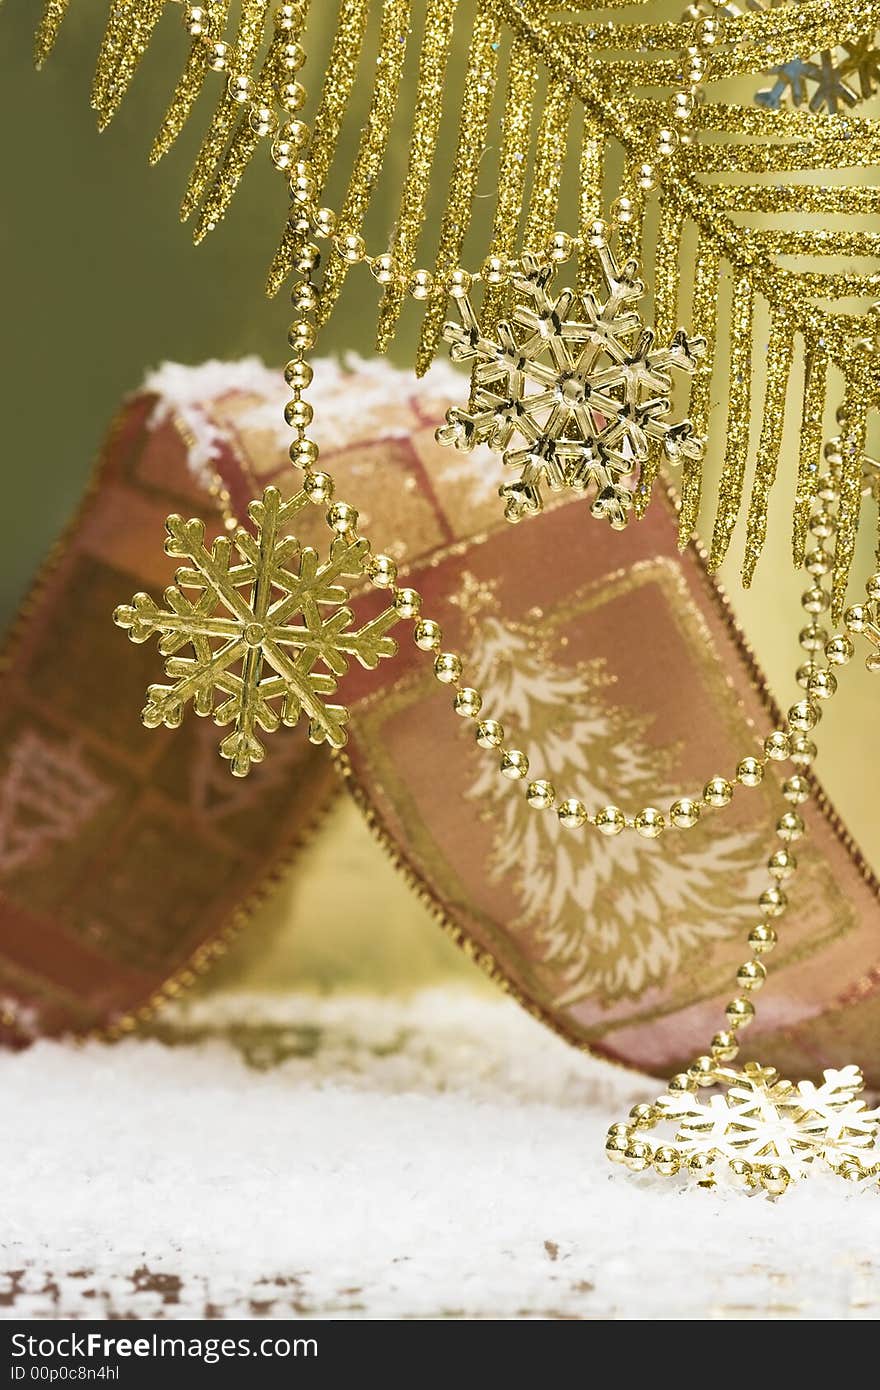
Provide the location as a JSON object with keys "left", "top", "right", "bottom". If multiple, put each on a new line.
{"left": 180, "top": 0, "right": 270, "bottom": 222}
{"left": 34, "top": 0, "right": 70, "bottom": 68}
{"left": 577, "top": 113, "right": 605, "bottom": 297}
{"left": 266, "top": 0, "right": 370, "bottom": 298}
{"left": 742, "top": 310, "right": 794, "bottom": 585}
{"left": 376, "top": 0, "right": 458, "bottom": 353}
{"left": 834, "top": 367, "right": 872, "bottom": 618}
{"left": 93, "top": 0, "right": 165, "bottom": 130}
{"left": 635, "top": 199, "right": 685, "bottom": 517}
{"left": 415, "top": 2, "right": 502, "bottom": 375}
{"left": 709, "top": 279, "right": 756, "bottom": 571}
{"left": 151, "top": 0, "right": 232, "bottom": 166}
{"left": 316, "top": 0, "right": 413, "bottom": 327}
{"left": 525, "top": 83, "right": 573, "bottom": 252}
{"left": 477, "top": 37, "right": 539, "bottom": 347}
{"left": 678, "top": 244, "right": 720, "bottom": 546}
{"left": 793, "top": 340, "right": 829, "bottom": 566}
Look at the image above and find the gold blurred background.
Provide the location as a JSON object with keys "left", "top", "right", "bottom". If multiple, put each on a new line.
{"left": 2, "top": 3, "right": 878, "bottom": 997}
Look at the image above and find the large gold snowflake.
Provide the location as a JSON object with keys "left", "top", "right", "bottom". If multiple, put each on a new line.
{"left": 435, "top": 247, "right": 705, "bottom": 530}
{"left": 114, "top": 487, "right": 400, "bottom": 776}
{"left": 657, "top": 1063, "right": 880, "bottom": 1183}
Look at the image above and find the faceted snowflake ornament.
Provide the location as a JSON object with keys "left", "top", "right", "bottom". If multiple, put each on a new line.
{"left": 435, "top": 247, "right": 705, "bottom": 531}
{"left": 114, "top": 487, "right": 400, "bottom": 776}
{"left": 654, "top": 1062, "right": 880, "bottom": 1187}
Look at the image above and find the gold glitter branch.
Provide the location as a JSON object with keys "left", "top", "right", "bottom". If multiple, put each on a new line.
{"left": 27, "top": 0, "right": 880, "bottom": 605}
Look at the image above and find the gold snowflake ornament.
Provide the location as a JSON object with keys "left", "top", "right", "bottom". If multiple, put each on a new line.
{"left": 435, "top": 248, "right": 705, "bottom": 531}
{"left": 609, "top": 1062, "right": 880, "bottom": 1193}
{"left": 114, "top": 487, "right": 401, "bottom": 776}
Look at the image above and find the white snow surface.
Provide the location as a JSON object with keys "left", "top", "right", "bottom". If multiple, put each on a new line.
{"left": 2, "top": 990, "right": 879, "bottom": 1320}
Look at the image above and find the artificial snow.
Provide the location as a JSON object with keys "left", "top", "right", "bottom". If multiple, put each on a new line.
{"left": 2, "top": 990, "right": 878, "bottom": 1320}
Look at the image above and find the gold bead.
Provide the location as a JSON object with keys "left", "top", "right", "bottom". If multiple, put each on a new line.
{"left": 760, "top": 1164, "right": 790, "bottom": 1197}
{"left": 749, "top": 924, "right": 777, "bottom": 954}
{"left": 587, "top": 218, "right": 609, "bottom": 247}
{"left": 227, "top": 74, "right": 251, "bottom": 103}
{"left": 278, "top": 79, "right": 306, "bottom": 111}
{"left": 866, "top": 572, "right": 880, "bottom": 602}
{"left": 809, "top": 509, "right": 835, "bottom": 538}
{"left": 764, "top": 730, "right": 791, "bottom": 761}
{"left": 635, "top": 807, "right": 664, "bottom": 838}
{"left": 725, "top": 997, "right": 755, "bottom": 1030}
{"left": 711, "top": 1030, "right": 739, "bottom": 1062}
{"left": 291, "top": 171, "right": 316, "bottom": 205}
{"left": 275, "top": 4, "right": 305, "bottom": 34}
{"left": 825, "top": 634, "right": 854, "bottom": 665}
{"left": 796, "top": 661, "right": 817, "bottom": 690}
{"left": 736, "top": 757, "right": 763, "bottom": 787}
{"left": 703, "top": 776, "right": 733, "bottom": 807}
{"left": 326, "top": 501, "right": 358, "bottom": 535}
{"left": 671, "top": 90, "right": 695, "bottom": 122}
{"left": 605, "top": 1134, "right": 630, "bottom": 1165}
{"left": 789, "top": 735, "right": 816, "bottom": 768}
{"left": 668, "top": 1072, "right": 696, "bottom": 1094}
{"left": 413, "top": 619, "right": 442, "bottom": 652}
{"left": 729, "top": 1159, "right": 756, "bottom": 1189}
{"left": 807, "top": 670, "right": 837, "bottom": 701}
{"left": 653, "top": 1145, "right": 680, "bottom": 1176}
{"left": 205, "top": 41, "right": 229, "bottom": 71}
{"left": 688, "top": 1152, "right": 716, "bottom": 1183}
{"left": 767, "top": 847, "right": 797, "bottom": 879}
{"left": 844, "top": 603, "right": 868, "bottom": 634}
{"left": 313, "top": 206, "right": 337, "bottom": 239}
{"left": 287, "top": 320, "right": 316, "bottom": 352}
{"left": 453, "top": 687, "right": 482, "bottom": 719}
{"left": 799, "top": 623, "right": 828, "bottom": 652}
{"left": 759, "top": 886, "right": 787, "bottom": 918}
{"left": 776, "top": 811, "right": 805, "bottom": 843}
{"left": 558, "top": 798, "right": 587, "bottom": 829}
{"left": 781, "top": 776, "right": 809, "bottom": 805}
{"left": 481, "top": 255, "right": 506, "bottom": 284}
{"left": 184, "top": 6, "right": 208, "bottom": 38}
{"left": 595, "top": 805, "right": 625, "bottom": 836}
{"left": 670, "top": 797, "right": 701, "bottom": 828}
{"left": 802, "top": 585, "right": 830, "bottom": 615}
{"left": 409, "top": 269, "right": 434, "bottom": 299}
{"left": 696, "top": 16, "right": 720, "bottom": 47}
{"left": 284, "top": 357, "right": 313, "bottom": 390}
{"left": 805, "top": 546, "right": 832, "bottom": 576}
{"left": 248, "top": 103, "right": 277, "bottom": 137}
{"left": 393, "top": 587, "right": 421, "bottom": 620}
{"left": 302, "top": 470, "right": 333, "bottom": 505}
{"left": 549, "top": 231, "right": 574, "bottom": 262}
{"left": 636, "top": 162, "right": 657, "bottom": 191}
{"left": 610, "top": 196, "right": 635, "bottom": 227}
{"left": 788, "top": 699, "right": 820, "bottom": 732}
{"left": 284, "top": 397, "right": 313, "bottom": 430}
{"left": 434, "top": 652, "right": 463, "bottom": 685}
{"left": 629, "top": 1102, "right": 657, "bottom": 1127}
{"left": 278, "top": 39, "right": 306, "bottom": 71}
{"left": 736, "top": 959, "right": 766, "bottom": 991}
{"left": 500, "top": 748, "right": 529, "bottom": 780}
{"left": 289, "top": 438, "right": 318, "bottom": 469}
{"left": 656, "top": 126, "right": 679, "bottom": 156}
{"left": 448, "top": 268, "right": 472, "bottom": 299}
{"left": 475, "top": 719, "right": 504, "bottom": 749}
{"left": 336, "top": 233, "right": 366, "bottom": 264}
{"left": 526, "top": 779, "right": 555, "bottom": 810}
{"left": 371, "top": 252, "right": 398, "bottom": 284}
{"left": 689, "top": 1055, "right": 716, "bottom": 1086}
{"left": 368, "top": 554, "right": 398, "bottom": 588}
{"left": 607, "top": 1122, "right": 631, "bottom": 1141}
{"left": 623, "top": 1141, "right": 652, "bottom": 1173}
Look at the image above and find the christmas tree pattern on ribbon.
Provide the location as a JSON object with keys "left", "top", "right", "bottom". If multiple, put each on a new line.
{"left": 454, "top": 574, "right": 769, "bottom": 1006}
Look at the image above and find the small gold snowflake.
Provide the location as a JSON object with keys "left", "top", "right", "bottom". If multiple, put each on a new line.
{"left": 435, "top": 248, "right": 704, "bottom": 530}
{"left": 114, "top": 487, "right": 400, "bottom": 776}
